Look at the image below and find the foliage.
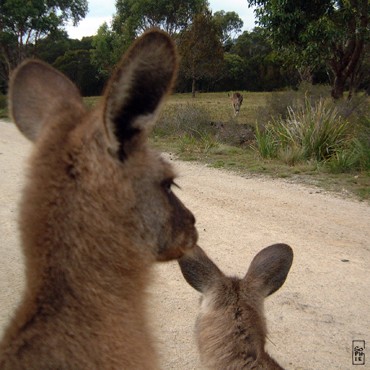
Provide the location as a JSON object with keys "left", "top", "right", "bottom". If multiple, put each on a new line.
{"left": 327, "top": 138, "right": 370, "bottom": 173}
{"left": 254, "top": 124, "right": 278, "bottom": 159}
{"left": 35, "top": 31, "right": 93, "bottom": 64}
{"left": 247, "top": 0, "right": 370, "bottom": 99}
{"left": 154, "top": 103, "right": 219, "bottom": 154}
{"left": 155, "top": 103, "right": 212, "bottom": 137}
{"left": 213, "top": 11, "right": 243, "bottom": 50}
{"left": 254, "top": 98, "right": 353, "bottom": 164}
{"left": 114, "top": 0, "right": 207, "bottom": 36}
{"left": 222, "top": 28, "right": 294, "bottom": 91}
{"left": 0, "top": 0, "right": 88, "bottom": 80}
{"left": 0, "top": 94, "right": 8, "bottom": 118}
{"left": 177, "top": 10, "right": 225, "bottom": 96}
{"left": 91, "top": 22, "right": 128, "bottom": 79}
{"left": 53, "top": 50, "right": 103, "bottom": 96}
{"left": 219, "top": 53, "right": 248, "bottom": 91}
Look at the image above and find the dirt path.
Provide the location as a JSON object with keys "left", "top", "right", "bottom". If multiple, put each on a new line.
{"left": 1, "top": 119, "right": 369, "bottom": 369}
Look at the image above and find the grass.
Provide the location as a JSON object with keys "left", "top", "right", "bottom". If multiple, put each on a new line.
{"left": 1, "top": 91, "right": 368, "bottom": 201}
{"left": 151, "top": 91, "right": 370, "bottom": 201}
{"left": 163, "top": 91, "right": 266, "bottom": 125}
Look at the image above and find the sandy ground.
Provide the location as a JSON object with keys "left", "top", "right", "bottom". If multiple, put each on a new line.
{"left": 0, "top": 118, "right": 369, "bottom": 369}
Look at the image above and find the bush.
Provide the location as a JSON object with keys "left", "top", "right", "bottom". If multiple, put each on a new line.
{"left": 154, "top": 103, "right": 219, "bottom": 154}
{"left": 155, "top": 103, "right": 214, "bottom": 137}
{"left": 327, "top": 138, "right": 370, "bottom": 173}
{"left": 254, "top": 124, "right": 278, "bottom": 159}
{"left": 214, "top": 122, "right": 255, "bottom": 147}
{"left": 254, "top": 98, "right": 353, "bottom": 165}
{"left": 257, "top": 83, "right": 332, "bottom": 124}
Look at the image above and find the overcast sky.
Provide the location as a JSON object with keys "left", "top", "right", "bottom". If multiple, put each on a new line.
{"left": 65, "top": 0, "right": 257, "bottom": 39}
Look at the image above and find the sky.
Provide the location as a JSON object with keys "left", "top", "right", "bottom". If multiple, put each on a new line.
{"left": 65, "top": 0, "right": 257, "bottom": 39}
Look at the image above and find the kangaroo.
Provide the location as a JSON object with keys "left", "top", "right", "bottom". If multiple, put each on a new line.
{"left": 178, "top": 243, "right": 293, "bottom": 369}
{"left": 230, "top": 92, "right": 243, "bottom": 116}
{"left": 0, "top": 30, "right": 198, "bottom": 369}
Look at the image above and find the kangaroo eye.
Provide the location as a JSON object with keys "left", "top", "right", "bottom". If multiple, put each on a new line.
{"left": 162, "top": 179, "right": 180, "bottom": 194}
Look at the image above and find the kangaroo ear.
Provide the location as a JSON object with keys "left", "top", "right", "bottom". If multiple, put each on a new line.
{"left": 178, "top": 245, "right": 224, "bottom": 293}
{"left": 103, "top": 29, "right": 177, "bottom": 161}
{"left": 244, "top": 243, "right": 293, "bottom": 297}
{"left": 9, "top": 60, "right": 83, "bottom": 142}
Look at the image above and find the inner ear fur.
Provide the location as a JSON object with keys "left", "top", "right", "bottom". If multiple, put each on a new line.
{"left": 103, "top": 29, "right": 178, "bottom": 160}
{"left": 9, "top": 60, "right": 83, "bottom": 142}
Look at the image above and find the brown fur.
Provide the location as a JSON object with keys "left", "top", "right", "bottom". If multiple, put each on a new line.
{"left": 230, "top": 92, "right": 243, "bottom": 116}
{"left": 0, "top": 30, "right": 198, "bottom": 369}
{"left": 178, "top": 244, "right": 293, "bottom": 369}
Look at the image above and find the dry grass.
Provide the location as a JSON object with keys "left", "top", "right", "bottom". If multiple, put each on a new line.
{"left": 165, "top": 91, "right": 267, "bottom": 125}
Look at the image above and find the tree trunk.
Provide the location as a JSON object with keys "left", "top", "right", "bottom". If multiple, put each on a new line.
{"left": 329, "top": 0, "right": 368, "bottom": 100}
{"left": 331, "top": 74, "right": 346, "bottom": 100}
{"left": 191, "top": 77, "right": 196, "bottom": 98}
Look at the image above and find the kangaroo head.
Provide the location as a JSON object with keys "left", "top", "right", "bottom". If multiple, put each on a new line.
{"left": 178, "top": 244, "right": 293, "bottom": 369}
{"left": 9, "top": 30, "right": 197, "bottom": 273}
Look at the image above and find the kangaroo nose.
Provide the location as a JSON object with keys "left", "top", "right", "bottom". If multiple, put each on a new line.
{"left": 190, "top": 212, "right": 196, "bottom": 225}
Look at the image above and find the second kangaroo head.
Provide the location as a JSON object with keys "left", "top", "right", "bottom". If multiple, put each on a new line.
{"left": 179, "top": 243, "right": 293, "bottom": 369}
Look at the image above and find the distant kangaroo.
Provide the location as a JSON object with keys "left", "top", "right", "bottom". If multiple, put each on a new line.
{"left": 230, "top": 92, "right": 243, "bottom": 116}
{"left": 0, "top": 30, "right": 198, "bottom": 369}
{"left": 179, "top": 243, "right": 293, "bottom": 369}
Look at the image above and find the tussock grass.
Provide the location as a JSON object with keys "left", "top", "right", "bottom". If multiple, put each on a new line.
{"left": 257, "top": 99, "right": 351, "bottom": 162}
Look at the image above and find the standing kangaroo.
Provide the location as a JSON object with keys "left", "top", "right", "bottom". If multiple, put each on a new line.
{"left": 230, "top": 92, "right": 243, "bottom": 116}
{"left": 179, "top": 243, "right": 293, "bottom": 369}
{"left": 0, "top": 30, "right": 198, "bottom": 369}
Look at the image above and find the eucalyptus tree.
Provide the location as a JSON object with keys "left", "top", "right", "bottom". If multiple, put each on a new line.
{"left": 213, "top": 10, "right": 244, "bottom": 50}
{"left": 0, "top": 0, "right": 88, "bottom": 80}
{"left": 177, "top": 10, "right": 224, "bottom": 97}
{"left": 114, "top": 0, "right": 207, "bottom": 36}
{"left": 247, "top": 0, "right": 369, "bottom": 98}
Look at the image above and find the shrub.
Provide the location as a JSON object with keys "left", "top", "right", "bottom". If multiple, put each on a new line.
{"left": 257, "top": 83, "right": 332, "bottom": 124}
{"left": 254, "top": 98, "right": 352, "bottom": 165}
{"left": 154, "top": 103, "right": 219, "bottom": 154}
{"left": 155, "top": 103, "right": 214, "bottom": 138}
{"left": 327, "top": 137, "right": 370, "bottom": 173}
{"left": 281, "top": 99, "right": 350, "bottom": 161}
{"left": 253, "top": 124, "right": 278, "bottom": 159}
{"left": 214, "top": 122, "right": 255, "bottom": 147}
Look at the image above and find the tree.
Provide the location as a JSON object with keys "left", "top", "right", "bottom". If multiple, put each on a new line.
{"left": 177, "top": 10, "right": 225, "bottom": 97}
{"left": 226, "top": 28, "right": 291, "bottom": 91}
{"left": 91, "top": 22, "right": 129, "bottom": 80}
{"left": 213, "top": 11, "right": 244, "bottom": 50}
{"left": 0, "top": 0, "right": 88, "bottom": 79}
{"left": 114, "top": 0, "right": 207, "bottom": 36}
{"left": 247, "top": 0, "right": 369, "bottom": 99}
{"left": 54, "top": 49, "right": 103, "bottom": 96}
